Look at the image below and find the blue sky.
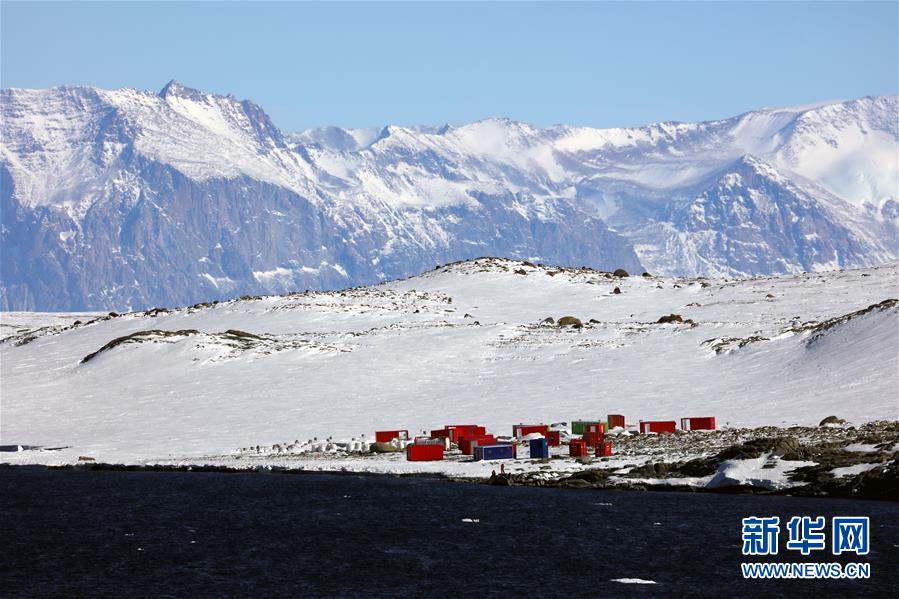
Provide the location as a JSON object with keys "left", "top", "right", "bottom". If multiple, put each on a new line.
{"left": 2, "top": 1, "right": 896, "bottom": 131}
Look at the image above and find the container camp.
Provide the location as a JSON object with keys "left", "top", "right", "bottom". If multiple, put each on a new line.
{"left": 545, "top": 430, "right": 561, "bottom": 446}
{"left": 639, "top": 420, "right": 677, "bottom": 434}
{"left": 582, "top": 422, "right": 605, "bottom": 447}
{"left": 607, "top": 414, "right": 626, "bottom": 429}
{"left": 529, "top": 437, "right": 549, "bottom": 459}
{"left": 569, "top": 439, "right": 588, "bottom": 457}
{"left": 595, "top": 441, "right": 613, "bottom": 457}
{"left": 458, "top": 435, "right": 497, "bottom": 456}
{"left": 513, "top": 424, "right": 548, "bottom": 438}
{"left": 375, "top": 430, "right": 409, "bottom": 443}
{"left": 474, "top": 443, "right": 516, "bottom": 461}
{"left": 680, "top": 417, "right": 716, "bottom": 431}
{"left": 406, "top": 443, "right": 444, "bottom": 461}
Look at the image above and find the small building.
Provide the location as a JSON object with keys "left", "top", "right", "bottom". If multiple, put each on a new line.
{"left": 406, "top": 443, "right": 444, "bottom": 461}
{"left": 582, "top": 422, "right": 605, "bottom": 445}
{"left": 474, "top": 443, "right": 516, "bottom": 461}
{"left": 639, "top": 420, "right": 677, "bottom": 434}
{"left": 545, "top": 430, "right": 561, "bottom": 446}
{"left": 569, "top": 439, "right": 588, "bottom": 457}
{"left": 607, "top": 414, "right": 626, "bottom": 429}
{"left": 529, "top": 437, "right": 549, "bottom": 459}
{"left": 595, "top": 441, "right": 613, "bottom": 457}
{"left": 375, "top": 429, "right": 409, "bottom": 443}
{"left": 680, "top": 417, "right": 716, "bottom": 431}
{"left": 513, "top": 424, "right": 548, "bottom": 438}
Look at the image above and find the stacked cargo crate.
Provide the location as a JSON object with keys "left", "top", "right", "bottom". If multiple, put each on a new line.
{"left": 458, "top": 434, "right": 498, "bottom": 455}
{"left": 582, "top": 422, "right": 605, "bottom": 447}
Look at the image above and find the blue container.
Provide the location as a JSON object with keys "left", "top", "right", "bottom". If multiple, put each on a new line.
{"left": 529, "top": 438, "right": 549, "bottom": 459}
{"left": 474, "top": 443, "right": 515, "bottom": 461}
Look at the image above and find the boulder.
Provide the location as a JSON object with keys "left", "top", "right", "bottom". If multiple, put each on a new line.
{"left": 514, "top": 269, "right": 528, "bottom": 275}
{"left": 558, "top": 316, "right": 582, "bottom": 327}
{"left": 613, "top": 269, "right": 630, "bottom": 278}
{"left": 612, "top": 287, "right": 621, "bottom": 294}
{"left": 224, "top": 329, "right": 262, "bottom": 340}
{"left": 657, "top": 314, "right": 684, "bottom": 324}
{"left": 559, "top": 478, "right": 594, "bottom": 488}
{"left": 541, "top": 317, "right": 555, "bottom": 325}
{"left": 771, "top": 437, "right": 802, "bottom": 458}
{"left": 819, "top": 415, "right": 846, "bottom": 426}
{"left": 567, "top": 469, "right": 610, "bottom": 483}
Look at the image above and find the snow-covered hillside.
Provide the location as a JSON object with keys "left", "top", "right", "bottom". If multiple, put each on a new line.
{"left": 1, "top": 83, "right": 896, "bottom": 310}
{"left": 1, "top": 260, "right": 896, "bottom": 465}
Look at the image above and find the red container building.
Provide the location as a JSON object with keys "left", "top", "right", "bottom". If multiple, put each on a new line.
{"left": 439, "top": 425, "right": 486, "bottom": 443}
{"left": 406, "top": 443, "right": 444, "bottom": 461}
{"left": 595, "top": 441, "right": 613, "bottom": 457}
{"left": 458, "top": 435, "right": 497, "bottom": 455}
{"left": 639, "top": 420, "right": 677, "bottom": 434}
{"left": 545, "top": 430, "right": 561, "bottom": 446}
{"left": 375, "top": 429, "right": 409, "bottom": 443}
{"left": 583, "top": 422, "right": 605, "bottom": 447}
{"left": 607, "top": 414, "right": 626, "bottom": 429}
{"left": 569, "top": 439, "right": 588, "bottom": 457}
{"left": 513, "top": 424, "right": 549, "bottom": 438}
{"left": 680, "top": 417, "right": 716, "bottom": 431}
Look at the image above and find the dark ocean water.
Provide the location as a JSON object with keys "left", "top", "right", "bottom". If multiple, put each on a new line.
{"left": 1, "top": 467, "right": 896, "bottom": 597}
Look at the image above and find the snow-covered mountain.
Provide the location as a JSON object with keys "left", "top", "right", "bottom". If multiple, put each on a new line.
{"left": 1, "top": 259, "right": 896, "bottom": 464}
{"left": 2, "top": 82, "right": 896, "bottom": 310}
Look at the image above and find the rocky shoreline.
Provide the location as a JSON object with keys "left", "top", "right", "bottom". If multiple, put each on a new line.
{"left": 482, "top": 421, "right": 899, "bottom": 501}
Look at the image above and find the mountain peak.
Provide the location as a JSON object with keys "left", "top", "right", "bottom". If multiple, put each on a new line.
{"left": 159, "top": 80, "right": 205, "bottom": 100}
